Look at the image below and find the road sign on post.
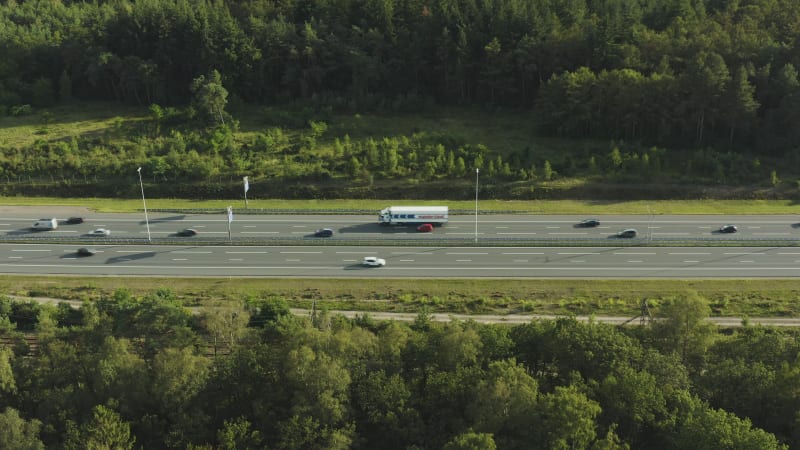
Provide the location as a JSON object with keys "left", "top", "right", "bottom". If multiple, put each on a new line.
{"left": 227, "top": 206, "right": 233, "bottom": 241}
{"left": 243, "top": 176, "right": 249, "bottom": 209}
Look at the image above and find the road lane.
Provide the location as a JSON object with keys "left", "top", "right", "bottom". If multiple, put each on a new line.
{"left": 2, "top": 211, "right": 799, "bottom": 241}
{"left": 0, "top": 244, "right": 797, "bottom": 278}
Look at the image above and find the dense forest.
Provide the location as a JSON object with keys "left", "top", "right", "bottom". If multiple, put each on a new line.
{"left": 2, "top": 0, "right": 800, "bottom": 198}
{"left": 0, "top": 291, "right": 797, "bottom": 449}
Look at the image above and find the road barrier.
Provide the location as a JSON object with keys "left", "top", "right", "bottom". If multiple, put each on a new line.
{"left": 2, "top": 235, "right": 798, "bottom": 248}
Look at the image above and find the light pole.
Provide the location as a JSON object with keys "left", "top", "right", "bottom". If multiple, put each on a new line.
{"left": 137, "top": 167, "right": 151, "bottom": 242}
{"left": 475, "top": 168, "right": 479, "bottom": 243}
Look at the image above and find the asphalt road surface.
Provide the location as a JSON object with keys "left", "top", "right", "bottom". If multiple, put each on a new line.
{"left": 0, "top": 244, "right": 798, "bottom": 278}
{"left": 0, "top": 208, "right": 797, "bottom": 278}
{"left": 2, "top": 210, "right": 799, "bottom": 241}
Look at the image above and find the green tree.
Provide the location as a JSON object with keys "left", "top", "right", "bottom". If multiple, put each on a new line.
{"left": 543, "top": 160, "right": 553, "bottom": 180}
{"left": 651, "top": 291, "right": 715, "bottom": 369}
{"left": 191, "top": 69, "right": 228, "bottom": 125}
{"left": 149, "top": 103, "right": 164, "bottom": 135}
{"left": 673, "top": 397, "right": 785, "bottom": 450}
{"left": 532, "top": 385, "right": 601, "bottom": 450}
{"left": 151, "top": 346, "right": 211, "bottom": 415}
{"left": 352, "top": 370, "right": 421, "bottom": 448}
{"left": 724, "top": 65, "right": 759, "bottom": 145}
{"left": 609, "top": 147, "right": 623, "bottom": 171}
{"left": 200, "top": 304, "right": 250, "bottom": 356}
{"left": 434, "top": 322, "right": 483, "bottom": 371}
{"left": 0, "top": 347, "right": 15, "bottom": 394}
{"left": 597, "top": 365, "right": 667, "bottom": 445}
{"left": 442, "top": 430, "right": 497, "bottom": 450}
{"left": 0, "top": 407, "right": 44, "bottom": 450}
{"left": 217, "top": 417, "right": 263, "bottom": 450}
{"left": 65, "top": 405, "right": 135, "bottom": 450}
{"left": 467, "top": 359, "right": 538, "bottom": 447}
{"left": 284, "top": 346, "right": 351, "bottom": 426}
{"left": 684, "top": 52, "right": 730, "bottom": 145}
{"left": 30, "top": 77, "right": 54, "bottom": 107}
{"left": 58, "top": 70, "right": 72, "bottom": 103}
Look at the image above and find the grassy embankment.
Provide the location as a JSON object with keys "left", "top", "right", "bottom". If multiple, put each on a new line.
{"left": 3, "top": 196, "right": 800, "bottom": 215}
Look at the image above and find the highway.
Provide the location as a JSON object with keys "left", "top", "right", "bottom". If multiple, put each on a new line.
{"left": 2, "top": 211, "right": 799, "bottom": 241}
{"left": 0, "top": 244, "right": 798, "bottom": 278}
{"left": 0, "top": 208, "right": 796, "bottom": 278}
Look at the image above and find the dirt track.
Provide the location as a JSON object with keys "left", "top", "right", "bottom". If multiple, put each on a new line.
{"left": 290, "top": 308, "right": 800, "bottom": 327}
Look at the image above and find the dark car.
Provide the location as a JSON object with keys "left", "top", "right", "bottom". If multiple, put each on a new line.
{"left": 76, "top": 247, "right": 96, "bottom": 256}
{"left": 177, "top": 228, "right": 198, "bottom": 237}
{"left": 314, "top": 228, "right": 334, "bottom": 237}
{"left": 578, "top": 219, "right": 600, "bottom": 227}
{"left": 719, "top": 224, "right": 738, "bottom": 233}
{"left": 65, "top": 217, "right": 84, "bottom": 224}
{"left": 616, "top": 228, "right": 638, "bottom": 238}
{"left": 416, "top": 223, "right": 434, "bottom": 233}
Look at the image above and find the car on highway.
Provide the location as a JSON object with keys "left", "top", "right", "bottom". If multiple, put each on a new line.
{"left": 719, "top": 224, "right": 738, "bottom": 233}
{"left": 65, "top": 217, "right": 84, "bottom": 224}
{"left": 314, "top": 228, "right": 334, "bottom": 237}
{"left": 416, "top": 223, "right": 434, "bottom": 233}
{"left": 88, "top": 228, "right": 110, "bottom": 236}
{"left": 76, "top": 247, "right": 96, "bottom": 256}
{"left": 362, "top": 256, "right": 386, "bottom": 267}
{"left": 616, "top": 228, "right": 638, "bottom": 238}
{"left": 177, "top": 228, "right": 198, "bottom": 237}
{"left": 578, "top": 218, "right": 600, "bottom": 227}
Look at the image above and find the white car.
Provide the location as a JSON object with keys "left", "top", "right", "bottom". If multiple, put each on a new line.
{"left": 88, "top": 228, "right": 111, "bottom": 236}
{"left": 362, "top": 256, "right": 386, "bottom": 267}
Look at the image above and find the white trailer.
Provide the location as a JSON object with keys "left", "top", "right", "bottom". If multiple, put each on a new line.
{"left": 31, "top": 218, "right": 58, "bottom": 231}
{"left": 378, "top": 206, "right": 448, "bottom": 226}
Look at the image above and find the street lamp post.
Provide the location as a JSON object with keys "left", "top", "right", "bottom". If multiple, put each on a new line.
{"left": 137, "top": 167, "right": 151, "bottom": 242}
{"left": 475, "top": 168, "right": 479, "bottom": 243}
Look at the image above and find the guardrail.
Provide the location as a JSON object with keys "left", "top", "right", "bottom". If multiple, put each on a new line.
{"left": 147, "top": 208, "right": 521, "bottom": 215}
{"left": 2, "top": 235, "right": 798, "bottom": 248}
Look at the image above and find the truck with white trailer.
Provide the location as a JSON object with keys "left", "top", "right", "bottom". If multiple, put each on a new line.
{"left": 378, "top": 206, "right": 448, "bottom": 226}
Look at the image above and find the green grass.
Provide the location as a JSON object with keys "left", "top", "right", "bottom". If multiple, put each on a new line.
{"left": 3, "top": 196, "right": 800, "bottom": 215}
{"left": 0, "top": 102, "right": 148, "bottom": 148}
{"left": 5, "top": 276, "right": 800, "bottom": 318}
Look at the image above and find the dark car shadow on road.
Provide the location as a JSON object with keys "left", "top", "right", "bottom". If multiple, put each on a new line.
{"left": 339, "top": 223, "right": 418, "bottom": 234}
{"left": 60, "top": 251, "right": 93, "bottom": 259}
{"left": 104, "top": 251, "right": 157, "bottom": 264}
{"left": 139, "top": 215, "right": 186, "bottom": 225}
{"left": 343, "top": 264, "right": 381, "bottom": 270}
{"left": 8, "top": 228, "right": 41, "bottom": 236}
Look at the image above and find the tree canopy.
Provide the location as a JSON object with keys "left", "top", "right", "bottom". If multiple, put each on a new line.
{"left": 0, "top": 291, "right": 795, "bottom": 449}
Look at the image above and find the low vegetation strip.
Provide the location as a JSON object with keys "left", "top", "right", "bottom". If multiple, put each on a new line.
{"left": 3, "top": 276, "right": 800, "bottom": 318}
